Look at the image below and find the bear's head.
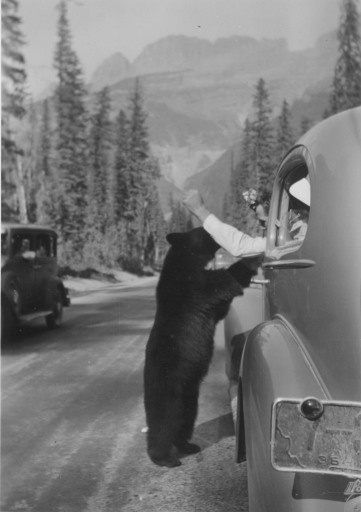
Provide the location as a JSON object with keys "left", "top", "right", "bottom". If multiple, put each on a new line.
{"left": 166, "top": 227, "right": 220, "bottom": 263}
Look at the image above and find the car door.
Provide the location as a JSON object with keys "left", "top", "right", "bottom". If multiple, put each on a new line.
{"left": 9, "top": 230, "right": 37, "bottom": 314}
{"left": 34, "top": 232, "right": 57, "bottom": 310}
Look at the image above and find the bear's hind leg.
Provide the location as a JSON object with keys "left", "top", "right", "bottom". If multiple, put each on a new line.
{"left": 146, "top": 395, "right": 183, "bottom": 468}
{"left": 174, "top": 384, "right": 201, "bottom": 455}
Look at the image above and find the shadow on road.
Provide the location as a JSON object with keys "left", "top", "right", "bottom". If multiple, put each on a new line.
{"left": 194, "top": 412, "right": 235, "bottom": 448}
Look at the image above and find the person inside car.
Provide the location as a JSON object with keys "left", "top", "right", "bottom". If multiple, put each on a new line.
{"left": 15, "top": 239, "right": 30, "bottom": 257}
{"left": 36, "top": 244, "right": 47, "bottom": 257}
{"left": 287, "top": 177, "right": 310, "bottom": 242}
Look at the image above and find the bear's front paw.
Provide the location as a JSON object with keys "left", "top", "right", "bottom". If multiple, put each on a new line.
{"left": 151, "top": 455, "right": 182, "bottom": 468}
{"left": 175, "top": 442, "right": 201, "bottom": 455}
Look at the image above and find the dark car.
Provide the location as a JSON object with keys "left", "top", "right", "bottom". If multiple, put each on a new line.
{"left": 224, "top": 107, "right": 361, "bottom": 511}
{"left": 1, "top": 223, "right": 70, "bottom": 340}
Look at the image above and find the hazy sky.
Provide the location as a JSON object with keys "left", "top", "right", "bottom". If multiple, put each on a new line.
{"left": 20, "top": 0, "right": 342, "bottom": 96}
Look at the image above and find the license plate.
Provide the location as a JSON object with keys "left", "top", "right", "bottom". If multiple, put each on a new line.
{"left": 271, "top": 398, "right": 361, "bottom": 478}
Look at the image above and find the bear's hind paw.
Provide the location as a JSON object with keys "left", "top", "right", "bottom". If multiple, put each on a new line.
{"left": 175, "top": 442, "right": 201, "bottom": 455}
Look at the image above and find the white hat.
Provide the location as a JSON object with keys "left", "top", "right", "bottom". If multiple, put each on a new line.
{"left": 289, "top": 177, "right": 310, "bottom": 206}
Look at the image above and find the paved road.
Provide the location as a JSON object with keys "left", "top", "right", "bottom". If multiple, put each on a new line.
{"left": 1, "top": 278, "right": 249, "bottom": 512}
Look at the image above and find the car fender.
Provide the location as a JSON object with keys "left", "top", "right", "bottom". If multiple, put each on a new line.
{"left": 240, "top": 317, "right": 350, "bottom": 512}
{"left": 1, "top": 271, "right": 21, "bottom": 320}
{"left": 44, "top": 277, "right": 70, "bottom": 307}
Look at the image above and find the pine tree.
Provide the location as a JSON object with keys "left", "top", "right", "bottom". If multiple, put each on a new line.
{"left": 129, "top": 77, "right": 149, "bottom": 161}
{"left": 276, "top": 100, "right": 294, "bottom": 164}
{"left": 143, "top": 183, "right": 166, "bottom": 268}
{"left": 22, "top": 101, "right": 39, "bottom": 223}
{"left": 122, "top": 79, "right": 149, "bottom": 228}
{"left": 39, "top": 100, "right": 52, "bottom": 178}
{"left": 237, "top": 118, "right": 255, "bottom": 230}
{"left": 299, "top": 116, "right": 313, "bottom": 136}
{"left": 87, "top": 87, "right": 113, "bottom": 236}
{"left": 120, "top": 78, "right": 159, "bottom": 272}
{"left": 239, "top": 118, "right": 253, "bottom": 188}
{"left": 222, "top": 119, "right": 254, "bottom": 231}
{"left": 236, "top": 118, "right": 258, "bottom": 233}
{"left": 36, "top": 99, "right": 56, "bottom": 226}
{"left": 113, "top": 109, "right": 131, "bottom": 221}
{"left": 222, "top": 191, "right": 231, "bottom": 223}
{"left": 227, "top": 150, "right": 244, "bottom": 229}
{"left": 168, "top": 198, "right": 189, "bottom": 233}
{"left": 1, "top": 0, "right": 28, "bottom": 222}
{"left": 251, "top": 78, "right": 275, "bottom": 195}
{"left": 1, "top": 0, "right": 26, "bottom": 126}
{"left": 328, "top": 0, "right": 361, "bottom": 114}
{"left": 127, "top": 78, "right": 154, "bottom": 214}
{"left": 53, "top": 0, "right": 89, "bottom": 258}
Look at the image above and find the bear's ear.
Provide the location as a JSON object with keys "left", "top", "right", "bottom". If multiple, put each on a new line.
{"left": 166, "top": 233, "right": 183, "bottom": 246}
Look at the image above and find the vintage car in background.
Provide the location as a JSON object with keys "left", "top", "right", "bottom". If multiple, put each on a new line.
{"left": 224, "top": 107, "right": 361, "bottom": 511}
{"left": 1, "top": 223, "right": 70, "bottom": 341}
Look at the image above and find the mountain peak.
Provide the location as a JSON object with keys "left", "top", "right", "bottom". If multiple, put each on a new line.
{"left": 90, "top": 52, "right": 131, "bottom": 91}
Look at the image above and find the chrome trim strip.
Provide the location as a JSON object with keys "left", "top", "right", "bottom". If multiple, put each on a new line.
{"left": 263, "top": 259, "right": 316, "bottom": 269}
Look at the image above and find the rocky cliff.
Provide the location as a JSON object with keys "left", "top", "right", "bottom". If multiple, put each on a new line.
{"left": 88, "top": 31, "right": 338, "bottom": 191}
{"left": 90, "top": 33, "right": 337, "bottom": 187}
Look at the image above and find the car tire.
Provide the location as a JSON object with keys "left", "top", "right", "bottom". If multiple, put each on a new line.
{"left": 1, "top": 301, "right": 12, "bottom": 343}
{"left": 46, "top": 290, "right": 63, "bottom": 329}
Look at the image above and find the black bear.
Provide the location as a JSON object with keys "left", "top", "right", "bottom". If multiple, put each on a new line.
{"left": 144, "top": 227, "right": 259, "bottom": 468}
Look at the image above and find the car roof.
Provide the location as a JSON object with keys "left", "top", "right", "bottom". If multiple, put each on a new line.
{"left": 282, "top": 106, "right": 361, "bottom": 234}
{"left": 1, "top": 223, "right": 58, "bottom": 236}
{"left": 297, "top": 107, "right": 361, "bottom": 169}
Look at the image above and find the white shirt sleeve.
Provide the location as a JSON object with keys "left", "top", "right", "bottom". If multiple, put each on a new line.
{"left": 203, "top": 214, "right": 266, "bottom": 257}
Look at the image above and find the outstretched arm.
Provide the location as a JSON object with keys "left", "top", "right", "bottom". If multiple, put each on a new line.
{"left": 182, "top": 189, "right": 267, "bottom": 257}
{"left": 203, "top": 215, "right": 266, "bottom": 257}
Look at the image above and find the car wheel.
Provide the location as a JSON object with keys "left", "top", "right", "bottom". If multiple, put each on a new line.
{"left": 1, "top": 301, "right": 12, "bottom": 343}
{"left": 46, "top": 290, "right": 63, "bottom": 329}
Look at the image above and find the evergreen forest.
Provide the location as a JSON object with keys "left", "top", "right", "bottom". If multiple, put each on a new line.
{"left": 2, "top": 0, "right": 361, "bottom": 274}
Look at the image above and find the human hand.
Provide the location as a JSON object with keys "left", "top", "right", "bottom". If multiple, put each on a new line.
{"left": 182, "top": 189, "right": 203, "bottom": 213}
{"left": 182, "top": 190, "right": 210, "bottom": 223}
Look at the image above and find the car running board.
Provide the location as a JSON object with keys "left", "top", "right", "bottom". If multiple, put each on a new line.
{"left": 19, "top": 311, "right": 53, "bottom": 322}
{"left": 263, "top": 259, "right": 316, "bottom": 270}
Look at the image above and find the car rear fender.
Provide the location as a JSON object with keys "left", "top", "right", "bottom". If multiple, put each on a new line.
{"left": 238, "top": 318, "right": 350, "bottom": 512}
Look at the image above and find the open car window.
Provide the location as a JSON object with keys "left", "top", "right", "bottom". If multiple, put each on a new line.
{"left": 276, "top": 163, "right": 310, "bottom": 248}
